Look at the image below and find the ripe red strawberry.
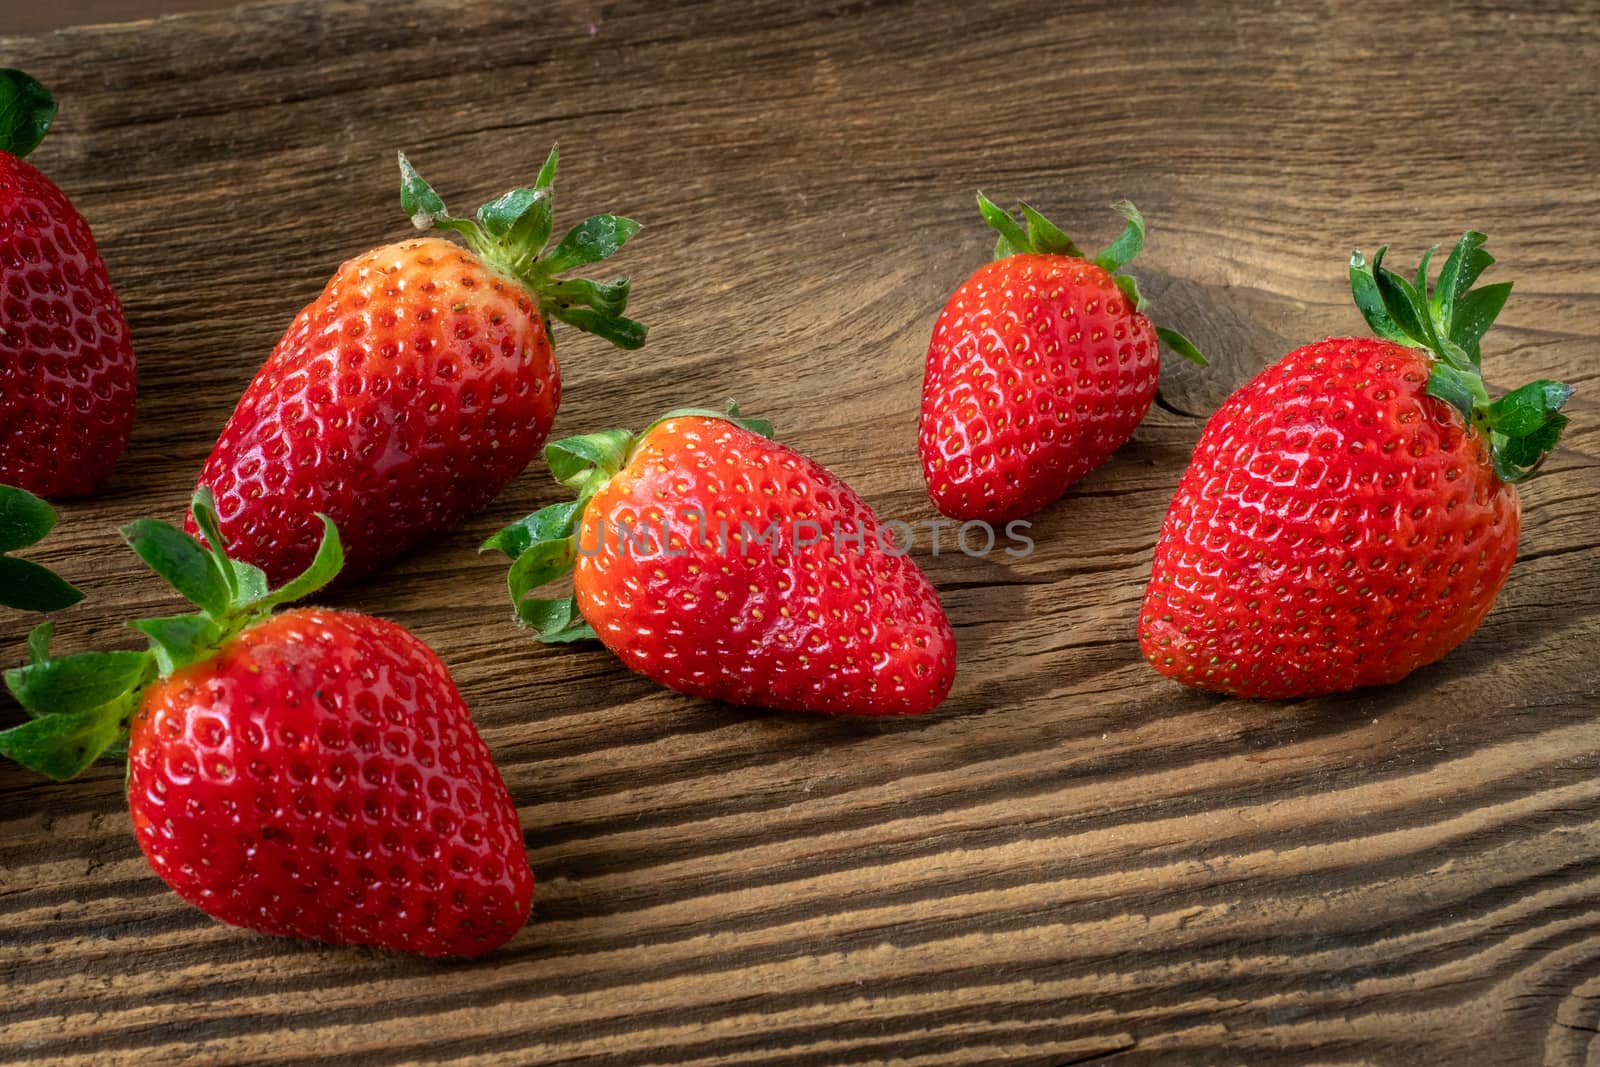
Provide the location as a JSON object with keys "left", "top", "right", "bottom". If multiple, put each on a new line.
{"left": 0, "top": 70, "right": 136, "bottom": 497}
{"left": 920, "top": 196, "right": 1205, "bottom": 522}
{"left": 2, "top": 492, "right": 532, "bottom": 957}
{"left": 190, "top": 148, "right": 645, "bottom": 585}
{"left": 486, "top": 406, "right": 956, "bottom": 715}
{"left": 1140, "top": 232, "right": 1572, "bottom": 698}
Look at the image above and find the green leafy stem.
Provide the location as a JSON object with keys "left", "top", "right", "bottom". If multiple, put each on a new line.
{"left": 399, "top": 146, "right": 647, "bottom": 351}
{"left": 977, "top": 194, "right": 1208, "bottom": 368}
{"left": 0, "top": 485, "right": 83, "bottom": 613}
{"left": 481, "top": 402, "right": 773, "bottom": 645}
{"left": 1350, "top": 231, "right": 1573, "bottom": 483}
{"left": 0, "top": 68, "right": 56, "bottom": 159}
{"left": 0, "top": 489, "right": 343, "bottom": 780}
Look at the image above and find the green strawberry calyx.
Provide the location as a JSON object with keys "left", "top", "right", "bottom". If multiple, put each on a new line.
{"left": 1350, "top": 231, "right": 1574, "bottom": 483}
{"left": 0, "top": 484, "right": 83, "bottom": 613}
{"left": 399, "top": 146, "right": 648, "bottom": 351}
{"left": 0, "top": 69, "right": 57, "bottom": 159}
{"left": 976, "top": 194, "right": 1208, "bottom": 367}
{"left": 482, "top": 402, "right": 774, "bottom": 644}
{"left": 0, "top": 488, "right": 344, "bottom": 781}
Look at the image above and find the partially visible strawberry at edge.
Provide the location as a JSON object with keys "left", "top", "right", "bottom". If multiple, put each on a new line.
{"left": 0, "top": 69, "right": 136, "bottom": 498}
{"left": 1, "top": 491, "right": 533, "bottom": 958}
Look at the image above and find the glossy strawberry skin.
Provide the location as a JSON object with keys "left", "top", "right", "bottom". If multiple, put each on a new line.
{"left": 575, "top": 417, "right": 956, "bottom": 715}
{"left": 191, "top": 236, "right": 558, "bottom": 584}
{"left": 126, "top": 608, "right": 532, "bottom": 957}
{"left": 1139, "top": 338, "right": 1520, "bottom": 699}
{"left": 0, "top": 151, "right": 135, "bottom": 497}
{"left": 920, "top": 253, "right": 1159, "bottom": 522}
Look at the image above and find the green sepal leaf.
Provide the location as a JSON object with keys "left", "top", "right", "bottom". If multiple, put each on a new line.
{"left": 508, "top": 537, "right": 577, "bottom": 607}
{"left": 533, "top": 145, "right": 559, "bottom": 191}
{"left": 731, "top": 413, "right": 776, "bottom": 439}
{"left": 546, "top": 276, "right": 631, "bottom": 317}
{"left": 188, "top": 487, "right": 227, "bottom": 552}
{"left": 1425, "top": 362, "right": 1482, "bottom": 425}
{"left": 1430, "top": 231, "right": 1493, "bottom": 333}
{"left": 122, "top": 518, "right": 231, "bottom": 617}
{"left": 977, "top": 192, "right": 1031, "bottom": 260}
{"left": 1155, "top": 326, "right": 1209, "bottom": 367}
{"left": 1092, "top": 201, "right": 1145, "bottom": 273}
{"left": 0, "top": 69, "right": 57, "bottom": 159}
{"left": 230, "top": 559, "right": 271, "bottom": 603}
{"left": 517, "top": 593, "right": 597, "bottom": 644}
{"left": 396, "top": 153, "right": 477, "bottom": 240}
{"left": 0, "top": 484, "right": 57, "bottom": 552}
{"left": 504, "top": 196, "right": 555, "bottom": 271}
{"left": 547, "top": 430, "right": 635, "bottom": 490}
{"left": 0, "top": 485, "right": 82, "bottom": 611}
{"left": 483, "top": 500, "right": 583, "bottom": 560}
{"left": 186, "top": 485, "right": 249, "bottom": 602}
{"left": 543, "top": 622, "right": 598, "bottom": 642}
{"left": 550, "top": 307, "right": 648, "bottom": 350}
{"left": 1359, "top": 231, "right": 1574, "bottom": 485}
{"left": 1351, "top": 234, "right": 1510, "bottom": 374}
{"left": 540, "top": 215, "right": 643, "bottom": 275}
{"left": 1493, "top": 413, "right": 1568, "bottom": 482}
{"left": 1020, "top": 202, "right": 1084, "bottom": 258}
{"left": 1481, "top": 376, "right": 1573, "bottom": 483}
{"left": 0, "top": 693, "right": 133, "bottom": 781}
{"left": 645, "top": 401, "right": 775, "bottom": 441}
{"left": 477, "top": 187, "right": 542, "bottom": 238}
{"left": 1112, "top": 273, "right": 1146, "bottom": 313}
{"left": 258, "top": 515, "right": 343, "bottom": 608}
{"left": 28, "top": 621, "right": 52, "bottom": 665}
{"left": 1372, "top": 261, "right": 1441, "bottom": 354}
{"left": 0, "top": 556, "right": 84, "bottom": 613}
{"left": 6, "top": 649, "right": 151, "bottom": 717}
{"left": 1449, "top": 281, "right": 1512, "bottom": 365}
{"left": 130, "top": 614, "right": 224, "bottom": 675}
{"left": 1432, "top": 332, "right": 1475, "bottom": 370}
{"left": 1350, "top": 248, "right": 1411, "bottom": 344}
{"left": 399, "top": 151, "right": 449, "bottom": 227}
{"left": 398, "top": 147, "right": 646, "bottom": 353}
{"left": 1412, "top": 245, "right": 1436, "bottom": 305}
{"left": 1487, "top": 380, "right": 1575, "bottom": 437}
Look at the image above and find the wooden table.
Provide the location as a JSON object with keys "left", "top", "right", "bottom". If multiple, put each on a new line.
{"left": 2, "top": 1, "right": 1597, "bottom": 1062}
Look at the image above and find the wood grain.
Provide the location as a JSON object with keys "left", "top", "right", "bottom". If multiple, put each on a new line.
{"left": 2, "top": 0, "right": 1598, "bottom": 1063}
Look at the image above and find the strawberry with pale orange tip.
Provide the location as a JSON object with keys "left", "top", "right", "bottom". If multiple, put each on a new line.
{"left": 190, "top": 148, "right": 645, "bottom": 584}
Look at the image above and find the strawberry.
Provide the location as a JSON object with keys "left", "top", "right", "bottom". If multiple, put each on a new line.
{"left": 485, "top": 405, "right": 956, "bottom": 716}
{"left": 0, "top": 70, "right": 136, "bottom": 498}
{"left": 1139, "top": 232, "right": 1573, "bottom": 699}
{"left": 0, "top": 483, "right": 83, "bottom": 612}
{"left": 919, "top": 196, "right": 1206, "bottom": 522}
{"left": 1, "top": 491, "right": 532, "bottom": 957}
{"left": 190, "top": 148, "right": 645, "bottom": 585}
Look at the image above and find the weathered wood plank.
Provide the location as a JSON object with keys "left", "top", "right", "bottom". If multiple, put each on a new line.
{"left": 2, "top": 0, "right": 1598, "bottom": 1063}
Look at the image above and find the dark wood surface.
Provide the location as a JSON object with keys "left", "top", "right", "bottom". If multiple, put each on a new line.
{"left": 3, "top": 1, "right": 1598, "bottom": 1063}
{"left": 1, "top": 0, "right": 236, "bottom": 36}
